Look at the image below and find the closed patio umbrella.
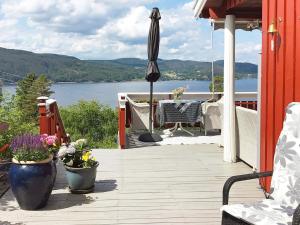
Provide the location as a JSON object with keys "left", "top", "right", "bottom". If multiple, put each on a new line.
{"left": 139, "top": 7, "right": 162, "bottom": 142}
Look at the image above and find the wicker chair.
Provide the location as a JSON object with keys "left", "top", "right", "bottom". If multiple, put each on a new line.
{"left": 221, "top": 102, "right": 300, "bottom": 225}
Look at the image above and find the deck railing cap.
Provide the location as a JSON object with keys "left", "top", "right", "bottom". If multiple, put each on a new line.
{"left": 118, "top": 93, "right": 127, "bottom": 109}
{"left": 46, "top": 99, "right": 56, "bottom": 105}
{"left": 37, "top": 96, "right": 49, "bottom": 101}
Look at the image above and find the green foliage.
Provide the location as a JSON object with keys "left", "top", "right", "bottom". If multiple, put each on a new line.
{"left": 15, "top": 73, "right": 53, "bottom": 123}
{"left": 13, "top": 150, "right": 49, "bottom": 162}
{"left": 209, "top": 76, "right": 224, "bottom": 92}
{"left": 0, "top": 125, "right": 10, "bottom": 147}
{"left": 60, "top": 101, "right": 118, "bottom": 148}
{"left": 0, "top": 122, "right": 12, "bottom": 160}
{"left": 0, "top": 74, "right": 51, "bottom": 148}
{"left": 0, "top": 47, "right": 258, "bottom": 83}
{"left": 0, "top": 94, "right": 38, "bottom": 147}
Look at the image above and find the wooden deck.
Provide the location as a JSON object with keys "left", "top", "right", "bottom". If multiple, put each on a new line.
{"left": 0, "top": 144, "right": 264, "bottom": 225}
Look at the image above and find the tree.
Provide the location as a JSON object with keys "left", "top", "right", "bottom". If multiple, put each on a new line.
{"left": 15, "top": 73, "right": 53, "bottom": 123}
{"left": 209, "top": 76, "right": 224, "bottom": 92}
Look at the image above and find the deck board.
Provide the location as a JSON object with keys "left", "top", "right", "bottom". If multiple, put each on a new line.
{"left": 0, "top": 144, "right": 264, "bottom": 225}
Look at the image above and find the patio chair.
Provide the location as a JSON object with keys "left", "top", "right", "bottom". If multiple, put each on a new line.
{"left": 127, "top": 97, "right": 150, "bottom": 130}
{"left": 201, "top": 101, "right": 222, "bottom": 135}
{"left": 221, "top": 102, "right": 300, "bottom": 225}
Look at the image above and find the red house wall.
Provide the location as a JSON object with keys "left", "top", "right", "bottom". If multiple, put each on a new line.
{"left": 260, "top": 0, "right": 300, "bottom": 190}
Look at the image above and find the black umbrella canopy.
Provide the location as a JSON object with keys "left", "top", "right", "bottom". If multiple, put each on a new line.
{"left": 145, "top": 7, "right": 161, "bottom": 82}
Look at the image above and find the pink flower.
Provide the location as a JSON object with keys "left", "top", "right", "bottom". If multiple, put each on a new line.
{"left": 46, "top": 136, "right": 57, "bottom": 146}
{"left": 40, "top": 134, "right": 58, "bottom": 146}
{"left": 40, "top": 134, "right": 48, "bottom": 142}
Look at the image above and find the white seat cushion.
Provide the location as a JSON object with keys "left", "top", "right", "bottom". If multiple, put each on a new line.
{"left": 221, "top": 199, "right": 295, "bottom": 225}
{"left": 270, "top": 103, "right": 300, "bottom": 208}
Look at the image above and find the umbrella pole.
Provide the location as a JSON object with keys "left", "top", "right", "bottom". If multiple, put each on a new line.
{"left": 149, "top": 81, "right": 153, "bottom": 134}
{"left": 138, "top": 81, "right": 162, "bottom": 142}
{"left": 211, "top": 21, "right": 215, "bottom": 100}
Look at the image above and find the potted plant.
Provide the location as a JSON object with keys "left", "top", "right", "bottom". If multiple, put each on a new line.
{"left": 40, "top": 134, "right": 60, "bottom": 161}
{"left": 58, "top": 139, "right": 99, "bottom": 194}
{"left": 172, "top": 87, "right": 186, "bottom": 100}
{"left": 9, "top": 134, "right": 56, "bottom": 210}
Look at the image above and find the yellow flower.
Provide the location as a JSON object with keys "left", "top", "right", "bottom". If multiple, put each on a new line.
{"left": 82, "top": 152, "right": 91, "bottom": 161}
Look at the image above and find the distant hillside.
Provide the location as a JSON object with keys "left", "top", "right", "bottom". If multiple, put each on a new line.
{"left": 0, "top": 47, "right": 257, "bottom": 83}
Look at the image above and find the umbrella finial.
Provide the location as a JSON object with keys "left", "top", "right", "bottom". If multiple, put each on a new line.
{"left": 150, "top": 7, "right": 161, "bottom": 20}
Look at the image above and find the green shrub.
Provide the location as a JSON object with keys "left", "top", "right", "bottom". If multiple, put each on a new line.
{"left": 60, "top": 101, "right": 118, "bottom": 148}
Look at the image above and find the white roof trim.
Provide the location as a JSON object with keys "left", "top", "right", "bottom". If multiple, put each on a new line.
{"left": 210, "top": 19, "right": 262, "bottom": 31}
{"left": 193, "top": 0, "right": 208, "bottom": 18}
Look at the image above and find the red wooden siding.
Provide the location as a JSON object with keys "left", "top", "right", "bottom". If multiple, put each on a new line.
{"left": 260, "top": 0, "right": 300, "bottom": 191}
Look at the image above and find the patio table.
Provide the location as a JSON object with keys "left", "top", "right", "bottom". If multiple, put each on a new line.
{"left": 157, "top": 99, "right": 203, "bottom": 135}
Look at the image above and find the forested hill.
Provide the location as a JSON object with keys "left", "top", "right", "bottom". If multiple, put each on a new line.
{"left": 0, "top": 47, "right": 257, "bottom": 83}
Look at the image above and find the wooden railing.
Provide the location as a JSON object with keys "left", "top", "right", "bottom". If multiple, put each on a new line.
{"left": 235, "top": 101, "right": 257, "bottom": 110}
{"left": 37, "top": 97, "right": 70, "bottom": 145}
{"left": 118, "top": 92, "right": 258, "bottom": 149}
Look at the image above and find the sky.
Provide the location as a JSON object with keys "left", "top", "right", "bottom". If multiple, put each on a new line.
{"left": 0, "top": 0, "right": 261, "bottom": 63}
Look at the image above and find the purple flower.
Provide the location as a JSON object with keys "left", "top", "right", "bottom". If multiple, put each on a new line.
{"left": 10, "top": 134, "right": 47, "bottom": 153}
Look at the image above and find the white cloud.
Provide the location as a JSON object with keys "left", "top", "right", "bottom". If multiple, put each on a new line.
{"left": 0, "top": 0, "right": 261, "bottom": 63}
{"left": 99, "top": 6, "right": 150, "bottom": 41}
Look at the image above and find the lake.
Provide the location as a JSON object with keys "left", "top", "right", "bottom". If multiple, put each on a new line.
{"left": 2, "top": 79, "right": 258, "bottom": 108}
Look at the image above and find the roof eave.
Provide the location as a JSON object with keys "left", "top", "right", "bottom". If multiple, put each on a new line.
{"left": 193, "top": 0, "right": 208, "bottom": 18}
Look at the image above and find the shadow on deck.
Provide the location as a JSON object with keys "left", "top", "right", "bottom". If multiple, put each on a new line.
{"left": 126, "top": 129, "right": 221, "bottom": 149}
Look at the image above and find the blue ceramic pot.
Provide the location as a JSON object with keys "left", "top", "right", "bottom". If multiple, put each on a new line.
{"left": 65, "top": 162, "right": 99, "bottom": 193}
{"left": 9, "top": 159, "right": 56, "bottom": 210}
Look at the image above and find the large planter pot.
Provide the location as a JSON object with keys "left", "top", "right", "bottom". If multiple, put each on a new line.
{"left": 65, "top": 162, "right": 99, "bottom": 194}
{"left": 9, "top": 155, "right": 56, "bottom": 210}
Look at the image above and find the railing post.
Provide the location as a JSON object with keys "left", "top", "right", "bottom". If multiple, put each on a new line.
{"left": 49, "top": 103, "right": 55, "bottom": 135}
{"left": 118, "top": 94, "right": 127, "bottom": 149}
{"left": 37, "top": 96, "right": 49, "bottom": 135}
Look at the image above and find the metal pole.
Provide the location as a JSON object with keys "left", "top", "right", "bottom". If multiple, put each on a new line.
{"left": 149, "top": 81, "right": 153, "bottom": 134}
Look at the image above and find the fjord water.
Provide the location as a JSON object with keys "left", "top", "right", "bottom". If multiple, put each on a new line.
{"left": 3, "top": 79, "right": 257, "bottom": 108}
